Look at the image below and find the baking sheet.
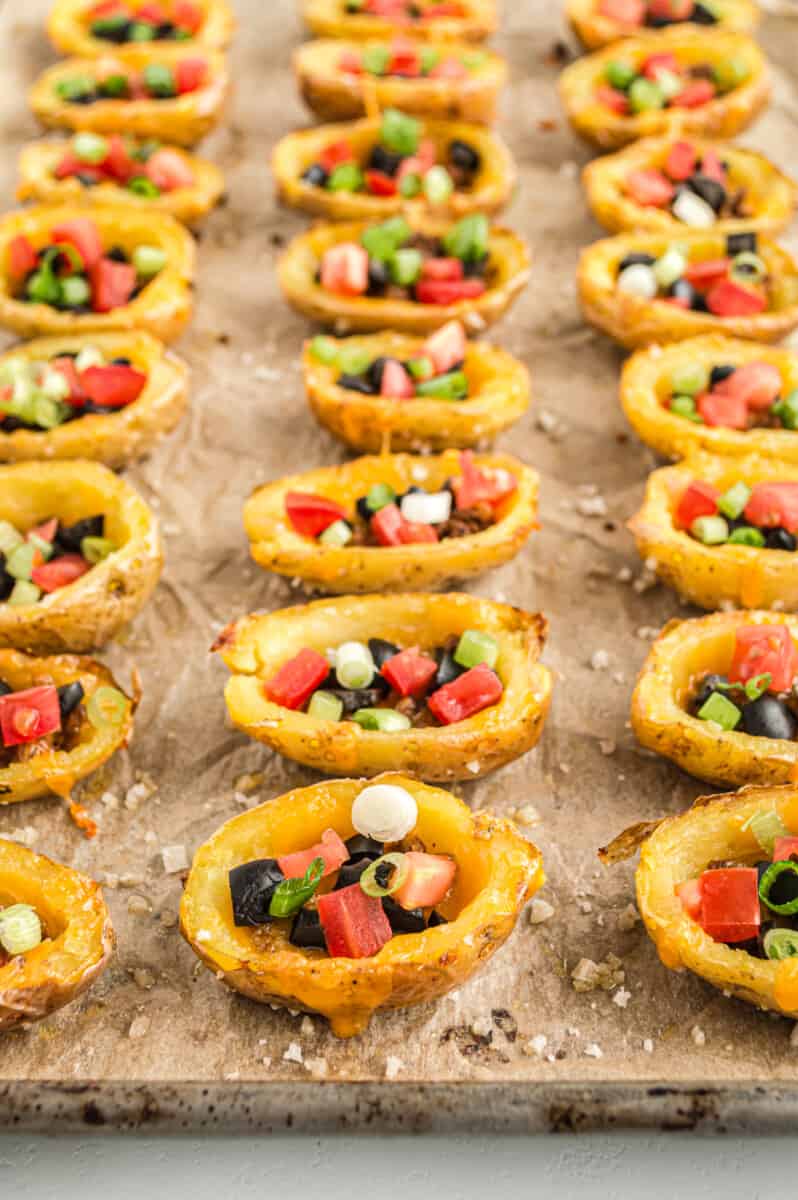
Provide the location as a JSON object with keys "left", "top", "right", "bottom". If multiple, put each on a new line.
{"left": 2, "top": 0, "right": 798, "bottom": 1135}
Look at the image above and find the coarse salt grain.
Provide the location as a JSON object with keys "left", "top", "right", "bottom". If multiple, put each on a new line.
{"left": 526, "top": 1035, "right": 548, "bottom": 1057}
{"left": 471, "top": 1017, "right": 493, "bottom": 1039}
{"left": 385, "top": 1056, "right": 404, "bottom": 1079}
{"left": 161, "top": 844, "right": 188, "bottom": 874}
{"left": 691, "top": 1026, "right": 706, "bottom": 1047}
{"left": 516, "top": 803, "right": 541, "bottom": 826}
{"left": 584, "top": 1043, "right": 603, "bottom": 1059}
{"left": 613, "top": 988, "right": 631, "bottom": 1009}
{"left": 283, "top": 1042, "right": 304, "bottom": 1064}
{"left": 590, "top": 649, "right": 609, "bottom": 671}
{"left": 529, "top": 897, "right": 555, "bottom": 925}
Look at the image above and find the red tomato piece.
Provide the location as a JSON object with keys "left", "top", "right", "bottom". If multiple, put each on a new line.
{"left": 452, "top": 450, "right": 517, "bottom": 510}
{"left": 339, "top": 50, "right": 362, "bottom": 74}
{"left": 598, "top": 0, "right": 645, "bottom": 21}
{"left": 642, "top": 52, "right": 679, "bottom": 81}
{"left": 28, "top": 518, "right": 58, "bottom": 545}
{"left": 173, "top": 0, "right": 204, "bottom": 31}
{"left": 699, "top": 147, "right": 726, "bottom": 185}
{"left": 317, "top": 884, "right": 393, "bottom": 959}
{"left": 624, "top": 167, "right": 675, "bottom": 208}
{"left": 674, "top": 479, "right": 719, "bottom": 528}
{"left": 51, "top": 356, "right": 86, "bottom": 406}
{"left": 676, "top": 878, "right": 703, "bottom": 921}
{"left": 137, "top": 2, "right": 167, "bottom": 21}
{"left": 706, "top": 279, "right": 767, "bottom": 317}
{"left": 381, "top": 647, "right": 438, "bottom": 696}
{"left": 395, "top": 139, "right": 437, "bottom": 186}
{"left": 320, "top": 242, "right": 369, "bottom": 297}
{"left": 714, "top": 361, "right": 782, "bottom": 411}
{"left": 773, "top": 836, "right": 798, "bottom": 862}
{"left": 665, "top": 139, "right": 698, "bottom": 182}
{"left": 365, "top": 169, "right": 398, "bottom": 196}
{"left": 175, "top": 57, "right": 207, "bottom": 94}
{"left": 729, "top": 624, "right": 798, "bottom": 694}
{"left": 101, "top": 134, "right": 136, "bottom": 183}
{"left": 423, "top": 319, "right": 466, "bottom": 375}
{"left": 380, "top": 359, "right": 414, "bottom": 399}
{"left": 393, "top": 851, "right": 456, "bottom": 910}
{"left": 277, "top": 828, "right": 349, "bottom": 880}
{"left": 423, "top": 2, "right": 467, "bottom": 15}
{"left": 648, "top": 0, "right": 695, "bottom": 17}
{"left": 428, "top": 662, "right": 503, "bottom": 725}
{"left": 388, "top": 43, "right": 422, "bottom": 76}
{"left": 428, "top": 57, "right": 468, "bottom": 79}
{"left": 696, "top": 390, "right": 747, "bottom": 429}
{"left": 420, "top": 258, "right": 464, "bottom": 282}
{"left": 744, "top": 483, "right": 798, "bottom": 533}
{"left": 144, "top": 147, "right": 194, "bottom": 191}
{"left": 0, "top": 685, "right": 62, "bottom": 748}
{"left": 264, "top": 648, "right": 331, "bottom": 710}
{"left": 398, "top": 521, "right": 438, "bottom": 544}
{"left": 595, "top": 83, "right": 630, "bottom": 114}
{"left": 31, "top": 554, "right": 91, "bottom": 594}
{"left": 685, "top": 258, "right": 730, "bottom": 289}
{"left": 320, "top": 140, "right": 354, "bottom": 173}
{"left": 370, "top": 503, "right": 404, "bottom": 546}
{"left": 90, "top": 258, "right": 137, "bottom": 313}
{"left": 80, "top": 364, "right": 147, "bottom": 408}
{"left": 414, "top": 278, "right": 486, "bottom": 305}
{"left": 54, "top": 151, "right": 102, "bottom": 181}
{"left": 699, "top": 868, "right": 760, "bottom": 943}
{"left": 8, "top": 235, "right": 38, "bottom": 281}
{"left": 672, "top": 79, "right": 717, "bottom": 108}
{"left": 285, "top": 491, "right": 347, "bottom": 537}
{"left": 51, "top": 217, "right": 103, "bottom": 271}
{"left": 89, "top": 0, "right": 128, "bottom": 15}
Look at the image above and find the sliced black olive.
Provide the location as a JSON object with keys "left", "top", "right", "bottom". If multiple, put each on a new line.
{"left": 710, "top": 364, "right": 736, "bottom": 387}
{"left": 765, "top": 527, "right": 797, "bottom": 552}
{"left": 368, "top": 638, "right": 400, "bottom": 670}
{"left": 692, "top": 1, "right": 719, "bottom": 20}
{"left": 726, "top": 231, "right": 757, "bottom": 257}
{"left": 619, "top": 252, "right": 656, "bottom": 271}
{"left": 367, "top": 259, "right": 390, "bottom": 294}
{"left": 301, "top": 163, "right": 328, "bottom": 187}
{"left": 427, "top": 910, "right": 448, "bottom": 928}
{"left": 763, "top": 861, "right": 798, "bottom": 910}
{"left": 449, "top": 139, "right": 481, "bottom": 173}
{"left": 463, "top": 257, "right": 487, "bottom": 278}
{"left": 668, "top": 278, "right": 707, "bottom": 311}
{"left": 368, "top": 144, "right": 403, "bottom": 177}
{"left": 338, "top": 373, "right": 377, "bottom": 395}
{"left": 382, "top": 897, "right": 426, "bottom": 934}
{"left": 647, "top": 14, "right": 675, "bottom": 25}
{"left": 345, "top": 834, "right": 384, "bottom": 860}
{"left": 374, "top": 861, "right": 393, "bottom": 889}
{"left": 0, "top": 556, "right": 13, "bottom": 603}
{"left": 111, "top": 356, "right": 132, "bottom": 366}
{"left": 289, "top": 907, "right": 326, "bottom": 949}
{"left": 55, "top": 514, "right": 104, "bottom": 553}
{"left": 0, "top": 680, "right": 12, "bottom": 697}
{"left": 741, "top": 695, "right": 798, "bottom": 741}
{"left": 228, "top": 858, "right": 285, "bottom": 927}
{"left": 76, "top": 172, "right": 100, "bottom": 187}
{"left": 57, "top": 681, "right": 85, "bottom": 720}
{"left": 356, "top": 495, "right": 372, "bottom": 521}
{"left": 367, "top": 356, "right": 391, "bottom": 390}
{"left": 686, "top": 175, "right": 726, "bottom": 214}
{"left": 330, "top": 686, "right": 387, "bottom": 713}
{"left": 693, "top": 673, "right": 730, "bottom": 709}
{"left": 434, "top": 650, "right": 463, "bottom": 690}
{"left": 106, "top": 246, "right": 129, "bottom": 263}
{"left": 157, "top": 21, "right": 176, "bottom": 37}
{"left": 334, "top": 856, "right": 372, "bottom": 890}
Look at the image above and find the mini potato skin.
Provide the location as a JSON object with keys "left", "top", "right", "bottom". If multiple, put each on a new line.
{"left": 180, "top": 773, "right": 543, "bottom": 1037}
{"left": 17, "top": 139, "right": 226, "bottom": 227}
{"left": 0, "top": 838, "right": 114, "bottom": 1031}
{"left": 0, "top": 460, "right": 162, "bottom": 654}
{"left": 0, "top": 205, "right": 195, "bottom": 343}
{"left": 559, "top": 30, "right": 770, "bottom": 150}
{"left": 621, "top": 335, "right": 798, "bottom": 463}
{"left": 304, "top": 332, "right": 530, "bottom": 452}
{"left": 302, "top": 0, "right": 497, "bottom": 42}
{"left": 29, "top": 48, "right": 230, "bottom": 147}
{"left": 215, "top": 593, "right": 552, "bottom": 781}
{"left": 631, "top": 609, "right": 798, "bottom": 788}
{"left": 583, "top": 136, "right": 797, "bottom": 237}
{"left": 294, "top": 38, "right": 508, "bottom": 125}
{"left": 602, "top": 785, "right": 798, "bottom": 1021}
{"left": 244, "top": 450, "right": 539, "bottom": 593}
{"left": 629, "top": 451, "right": 798, "bottom": 612}
{"left": 47, "top": 0, "right": 236, "bottom": 56}
{"left": 0, "top": 332, "right": 188, "bottom": 468}
{"left": 566, "top": 0, "right": 759, "bottom": 51}
{"left": 279, "top": 216, "right": 530, "bottom": 336}
{"left": 272, "top": 115, "right": 516, "bottom": 222}
{"left": 0, "top": 648, "right": 135, "bottom": 805}
{"left": 578, "top": 230, "right": 798, "bottom": 349}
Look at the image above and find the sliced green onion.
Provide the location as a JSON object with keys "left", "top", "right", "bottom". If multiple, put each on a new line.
{"left": 56, "top": 75, "right": 95, "bottom": 101}
{"left": 697, "top": 691, "right": 741, "bottom": 730}
{"left": 390, "top": 248, "right": 423, "bottom": 287}
{"left": 690, "top": 515, "right": 729, "bottom": 545}
{"left": 764, "top": 928, "right": 798, "bottom": 960}
{"left": 653, "top": 247, "right": 687, "bottom": 289}
{"left": 132, "top": 244, "right": 166, "bottom": 278}
{"left": 730, "top": 252, "right": 767, "bottom": 284}
{"left": 605, "top": 59, "right": 636, "bottom": 90}
{"left": 337, "top": 346, "right": 372, "bottom": 376}
{"left": 6, "top": 542, "right": 37, "bottom": 581}
{"left": 443, "top": 214, "right": 488, "bottom": 263}
{"left": 86, "top": 685, "right": 127, "bottom": 729}
{"left": 669, "top": 394, "right": 704, "bottom": 423}
{"left": 670, "top": 362, "right": 709, "bottom": 397}
{"left": 41, "top": 368, "right": 71, "bottom": 402}
{"left": 127, "top": 176, "right": 161, "bottom": 198}
{"left": 129, "top": 19, "right": 157, "bottom": 40}
{"left": 713, "top": 56, "right": 750, "bottom": 93}
{"left": 309, "top": 335, "right": 339, "bottom": 365}
{"left": 143, "top": 63, "right": 176, "bottom": 97}
{"left": 0, "top": 903, "right": 43, "bottom": 956}
{"left": 268, "top": 856, "right": 324, "bottom": 919}
{"left": 399, "top": 173, "right": 422, "bottom": 199}
{"left": 7, "top": 580, "right": 40, "bottom": 606}
{"left": 728, "top": 526, "right": 765, "bottom": 548}
{"left": 365, "top": 482, "right": 396, "bottom": 512}
{"left": 773, "top": 390, "right": 798, "bottom": 430}
{"left": 759, "top": 859, "right": 798, "bottom": 914}
{"left": 424, "top": 166, "right": 454, "bottom": 207}
{"left": 454, "top": 629, "right": 498, "bottom": 670}
{"left": 307, "top": 690, "right": 344, "bottom": 722}
{"left": 361, "top": 217, "right": 411, "bottom": 262}
{"left": 419, "top": 47, "right": 440, "bottom": 74}
{"left": 628, "top": 77, "right": 665, "bottom": 112}
{"left": 32, "top": 395, "right": 70, "bottom": 430}
{"left": 98, "top": 73, "right": 129, "bottom": 98}
{"left": 319, "top": 519, "right": 352, "bottom": 547}
{"left": 362, "top": 45, "right": 391, "bottom": 76}
{"left": 380, "top": 108, "right": 420, "bottom": 156}
{"left": 742, "top": 808, "right": 788, "bottom": 855}
{"left": 335, "top": 641, "right": 375, "bottom": 690}
{"left": 359, "top": 852, "right": 408, "bottom": 898}
{"left": 415, "top": 370, "right": 468, "bottom": 400}
{"left": 60, "top": 275, "right": 91, "bottom": 308}
{"left": 406, "top": 355, "right": 434, "bottom": 381}
{"left": 75, "top": 345, "right": 104, "bottom": 372}
{"left": 656, "top": 69, "right": 684, "bottom": 102}
{"left": 351, "top": 707, "right": 411, "bottom": 732}
{"left": 27, "top": 533, "right": 53, "bottom": 561}
{"left": 0, "top": 521, "right": 23, "bottom": 556}
{"left": 717, "top": 481, "right": 751, "bottom": 520}
{"left": 461, "top": 51, "right": 487, "bottom": 70}
{"left": 81, "top": 535, "right": 116, "bottom": 563}
{"left": 744, "top": 672, "right": 772, "bottom": 700}
{"left": 73, "top": 132, "right": 109, "bottom": 163}
{"left": 328, "top": 163, "right": 364, "bottom": 192}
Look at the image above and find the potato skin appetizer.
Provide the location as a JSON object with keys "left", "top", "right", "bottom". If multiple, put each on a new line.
{"left": 47, "top": 0, "right": 236, "bottom": 56}
{"left": 0, "top": 460, "right": 162, "bottom": 654}
{"left": 215, "top": 593, "right": 552, "bottom": 781}
{"left": 303, "top": 0, "right": 497, "bottom": 42}
{"left": 0, "top": 838, "right": 113, "bottom": 1031}
{"left": 244, "top": 450, "right": 538, "bottom": 594}
{"left": 180, "top": 773, "right": 543, "bottom": 1037}
{"left": 566, "top": 0, "right": 759, "bottom": 51}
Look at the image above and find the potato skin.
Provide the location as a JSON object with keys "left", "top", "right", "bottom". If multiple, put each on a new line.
{"left": 216, "top": 592, "right": 552, "bottom": 782}
{"left": 0, "top": 838, "right": 113, "bottom": 1030}
{"left": 0, "top": 332, "right": 188, "bottom": 468}
{"left": 303, "top": 0, "right": 497, "bottom": 42}
{"left": 566, "top": 0, "right": 758, "bottom": 51}
{"left": 0, "top": 460, "right": 162, "bottom": 654}
{"left": 560, "top": 30, "right": 770, "bottom": 150}
{"left": 244, "top": 450, "right": 538, "bottom": 593}
{"left": 180, "top": 773, "right": 543, "bottom": 1037}
{"left": 47, "top": 0, "right": 236, "bottom": 56}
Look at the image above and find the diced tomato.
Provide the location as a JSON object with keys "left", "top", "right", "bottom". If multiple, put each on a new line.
{"left": 285, "top": 491, "right": 347, "bottom": 537}
{"left": 97, "top": 133, "right": 133, "bottom": 183}
{"left": 320, "top": 242, "right": 369, "bottom": 297}
{"left": 428, "top": 57, "right": 468, "bottom": 79}
{"left": 28, "top": 519, "right": 58, "bottom": 545}
{"left": 393, "top": 851, "right": 456, "bottom": 910}
{"left": 396, "top": 138, "right": 436, "bottom": 185}
{"left": 137, "top": 1, "right": 167, "bottom": 21}
{"left": 714, "top": 361, "right": 781, "bottom": 411}
{"left": 80, "top": 364, "right": 147, "bottom": 408}
{"left": 339, "top": 50, "right": 362, "bottom": 74}
{"left": 415, "top": 278, "right": 486, "bottom": 305}
{"left": 428, "top": 662, "right": 503, "bottom": 725}
{"left": 173, "top": 0, "right": 204, "bottom": 31}
{"left": 423, "top": 319, "right": 466, "bottom": 375}
{"left": 706, "top": 279, "right": 767, "bottom": 317}
{"left": 51, "top": 356, "right": 86, "bottom": 406}
{"left": 365, "top": 169, "right": 398, "bottom": 196}
{"left": 320, "top": 139, "right": 354, "bottom": 173}
{"left": 175, "top": 57, "right": 207, "bottom": 94}
{"left": 371, "top": 503, "right": 404, "bottom": 547}
{"left": 420, "top": 258, "right": 464, "bottom": 283}
{"left": 773, "top": 836, "right": 798, "bottom": 862}
{"left": 277, "top": 828, "right": 349, "bottom": 880}
{"left": 642, "top": 52, "right": 679, "bottom": 81}
{"left": 264, "top": 648, "right": 331, "bottom": 710}
{"left": 676, "top": 878, "right": 703, "bottom": 921}
{"left": 50, "top": 217, "right": 102, "bottom": 271}
{"left": 55, "top": 150, "right": 102, "bottom": 181}
{"left": 729, "top": 624, "right": 798, "bottom": 694}
{"left": 388, "top": 42, "right": 422, "bottom": 77}
{"left": 696, "top": 390, "right": 747, "bottom": 429}
{"left": 595, "top": 83, "right": 630, "bottom": 114}
{"left": 452, "top": 450, "right": 517, "bottom": 510}
{"left": 90, "top": 258, "right": 137, "bottom": 313}
{"left": 624, "top": 167, "right": 675, "bottom": 208}
{"left": 598, "top": 0, "right": 645, "bottom": 22}
{"left": 381, "top": 647, "right": 438, "bottom": 696}
{"left": 672, "top": 79, "right": 717, "bottom": 108}
{"left": 88, "top": 0, "right": 128, "bottom": 15}
{"left": 699, "top": 147, "right": 726, "bottom": 185}
{"left": 0, "top": 685, "right": 62, "bottom": 749}
{"left": 674, "top": 479, "right": 718, "bottom": 528}
{"left": 699, "top": 868, "right": 760, "bottom": 943}
{"left": 648, "top": 0, "right": 695, "bottom": 18}
{"left": 685, "top": 258, "right": 729, "bottom": 290}
{"left": 144, "top": 147, "right": 194, "bottom": 192}
{"left": 399, "top": 521, "right": 438, "bottom": 544}
{"left": 665, "top": 140, "right": 698, "bottom": 182}
{"left": 317, "top": 883, "right": 393, "bottom": 959}
{"left": 744, "top": 483, "right": 798, "bottom": 534}
{"left": 366, "top": 0, "right": 408, "bottom": 12}
{"left": 31, "top": 554, "right": 90, "bottom": 594}
{"left": 380, "top": 359, "right": 414, "bottom": 399}
{"left": 8, "top": 235, "right": 37, "bottom": 281}
{"left": 423, "top": 2, "right": 467, "bottom": 15}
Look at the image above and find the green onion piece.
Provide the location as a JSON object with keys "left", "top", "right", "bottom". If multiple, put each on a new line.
{"left": 0, "top": 904, "right": 43, "bottom": 956}
{"left": 406, "top": 356, "right": 434, "bottom": 381}
{"left": 90, "top": 14, "right": 129, "bottom": 36}
{"left": 129, "top": 19, "right": 157, "bottom": 40}
{"left": 73, "top": 132, "right": 109, "bottom": 163}
{"left": 143, "top": 63, "right": 176, "bottom": 97}
{"left": 454, "top": 629, "right": 498, "bottom": 670}
{"left": 81, "top": 535, "right": 116, "bottom": 563}
{"left": 742, "top": 808, "right": 788, "bottom": 854}
{"left": 713, "top": 56, "right": 750, "bottom": 93}
{"left": 728, "top": 526, "right": 765, "bottom": 548}
{"left": 461, "top": 51, "right": 487, "bottom": 70}
{"left": 759, "top": 859, "right": 798, "bottom": 914}
{"left": 365, "top": 482, "right": 396, "bottom": 512}
{"left": 60, "top": 275, "right": 91, "bottom": 309}
{"left": 27, "top": 533, "right": 53, "bottom": 561}
{"left": 98, "top": 73, "right": 129, "bottom": 98}
{"left": 309, "top": 335, "right": 339, "bottom": 365}
{"left": 337, "top": 346, "right": 372, "bottom": 376}
{"left": 605, "top": 59, "right": 636, "bottom": 90}
{"left": 319, "top": 519, "right": 352, "bottom": 547}
{"left": 730, "top": 252, "right": 767, "bottom": 285}
{"left": 268, "top": 856, "right": 324, "bottom": 919}
{"left": 628, "top": 77, "right": 665, "bottom": 112}
{"left": 41, "top": 368, "right": 71, "bottom": 402}
{"left": 132, "top": 245, "right": 167, "bottom": 278}
{"left": 424, "top": 166, "right": 454, "bottom": 207}
{"left": 690, "top": 514, "right": 729, "bottom": 545}
{"left": 127, "top": 176, "right": 161, "bottom": 198}
{"left": 359, "top": 852, "right": 408, "bottom": 898}
{"left": 86, "top": 685, "right": 127, "bottom": 729}
{"left": 744, "top": 672, "right": 772, "bottom": 700}
{"left": 31, "top": 396, "right": 70, "bottom": 430}
{"left": 75, "top": 345, "right": 104, "bottom": 371}
{"left": 669, "top": 394, "right": 704, "bottom": 423}
{"left": 7, "top": 580, "right": 40, "bottom": 606}
{"left": 327, "top": 163, "right": 364, "bottom": 192}
{"left": 764, "top": 928, "right": 798, "bottom": 960}
{"left": 0, "top": 521, "right": 23, "bottom": 556}
{"left": 6, "top": 542, "right": 37, "bottom": 581}
{"left": 415, "top": 369, "right": 468, "bottom": 400}
{"left": 717, "top": 482, "right": 751, "bottom": 520}
{"left": 399, "top": 173, "right": 422, "bottom": 199}
{"left": 389, "top": 248, "right": 423, "bottom": 287}
{"left": 653, "top": 248, "right": 687, "bottom": 290}
{"left": 351, "top": 707, "right": 412, "bottom": 732}
{"left": 362, "top": 45, "right": 391, "bottom": 76}
{"left": 772, "top": 390, "right": 798, "bottom": 430}
{"left": 443, "top": 214, "right": 488, "bottom": 264}
{"left": 419, "top": 47, "right": 440, "bottom": 74}
{"left": 26, "top": 265, "right": 62, "bottom": 307}
{"left": 656, "top": 69, "right": 684, "bottom": 102}
{"left": 56, "top": 75, "right": 95, "bottom": 101}
{"left": 697, "top": 691, "right": 741, "bottom": 730}
{"left": 307, "top": 690, "right": 344, "bottom": 722}
{"left": 670, "top": 362, "right": 709, "bottom": 397}
{"left": 335, "top": 641, "right": 375, "bottom": 690}
{"left": 380, "top": 108, "right": 420, "bottom": 156}
{"left": 361, "top": 217, "right": 411, "bottom": 261}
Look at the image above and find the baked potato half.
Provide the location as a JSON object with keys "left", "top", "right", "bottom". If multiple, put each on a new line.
{"left": 272, "top": 115, "right": 515, "bottom": 221}
{"left": 0, "top": 460, "right": 162, "bottom": 653}
{"left": 180, "top": 773, "right": 543, "bottom": 1037}
{"left": 303, "top": 0, "right": 497, "bottom": 42}
{"left": 0, "top": 838, "right": 113, "bottom": 1031}
{"left": 566, "top": 0, "right": 759, "bottom": 51}
{"left": 47, "top": 0, "right": 235, "bottom": 56}
{"left": 294, "top": 38, "right": 507, "bottom": 125}
{"left": 578, "top": 230, "right": 798, "bottom": 349}
{"left": 278, "top": 217, "right": 529, "bottom": 335}
{"left": 243, "top": 449, "right": 538, "bottom": 593}
{"left": 0, "top": 647, "right": 135, "bottom": 805}
{"left": 583, "top": 136, "right": 797, "bottom": 237}
{"left": 0, "top": 331, "right": 188, "bottom": 468}
{"left": 631, "top": 609, "right": 798, "bottom": 788}
{"left": 303, "top": 330, "right": 530, "bottom": 452}
{"left": 0, "top": 205, "right": 195, "bottom": 343}
{"left": 559, "top": 30, "right": 770, "bottom": 150}
{"left": 29, "top": 48, "right": 230, "bottom": 147}
{"left": 17, "top": 138, "right": 225, "bottom": 227}
{"left": 215, "top": 592, "right": 552, "bottom": 781}
{"left": 601, "top": 784, "right": 798, "bottom": 1020}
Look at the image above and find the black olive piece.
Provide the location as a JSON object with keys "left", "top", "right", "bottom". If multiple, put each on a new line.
{"left": 334, "top": 856, "right": 373, "bottom": 890}
{"left": 685, "top": 175, "right": 726, "bottom": 214}
{"left": 619, "top": 252, "right": 656, "bottom": 271}
{"left": 330, "top": 686, "right": 387, "bottom": 714}
{"left": 710, "top": 364, "right": 736, "bottom": 387}
{"left": 0, "top": 557, "right": 13, "bottom": 603}
{"left": 345, "top": 834, "right": 384, "bottom": 860}
{"left": 382, "top": 897, "right": 426, "bottom": 934}
{"left": 156, "top": 21, "right": 176, "bottom": 37}
{"left": 0, "top": 680, "right": 12, "bottom": 697}
{"left": 356, "top": 495, "right": 373, "bottom": 521}
{"left": 368, "top": 638, "right": 400, "bottom": 670}
{"left": 692, "top": 1, "right": 719, "bottom": 21}
{"left": 726, "top": 935, "right": 765, "bottom": 957}
{"left": 463, "top": 258, "right": 486, "bottom": 278}
{"left": 76, "top": 172, "right": 100, "bottom": 187}
{"left": 374, "top": 861, "right": 394, "bottom": 889}
{"left": 427, "top": 910, "right": 448, "bottom": 928}
{"left": 367, "top": 144, "right": 404, "bottom": 177}
{"left": 367, "top": 259, "right": 390, "bottom": 294}
{"left": 693, "top": 673, "right": 731, "bottom": 710}
{"left": 434, "top": 650, "right": 463, "bottom": 691}
{"left": 646, "top": 14, "right": 676, "bottom": 25}
{"left": 111, "top": 356, "right": 132, "bottom": 366}
{"left": 228, "top": 858, "right": 285, "bottom": 927}
{"left": 94, "top": 20, "right": 133, "bottom": 42}
{"left": 449, "top": 139, "right": 481, "bottom": 173}
{"left": 727, "top": 232, "right": 758, "bottom": 257}
{"left": 57, "top": 681, "right": 85, "bottom": 720}
{"left": 741, "top": 694, "right": 798, "bottom": 742}
{"left": 289, "top": 907, "right": 327, "bottom": 949}
{"left": 766, "top": 527, "right": 797, "bottom": 552}
{"left": 338, "top": 372, "right": 377, "bottom": 395}
{"left": 73, "top": 93, "right": 98, "bottom": 105}
{"left": 106, "top": 246, "right": 129, "bottom": 263}
{"left": 367, "top": 356, "right": 391, "bottom": 390}
{"left": 55, "top": 514, "right": 104, "bottom": 554}
{"left": 301, "top": 163, "right": 329, "bottom": 188}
